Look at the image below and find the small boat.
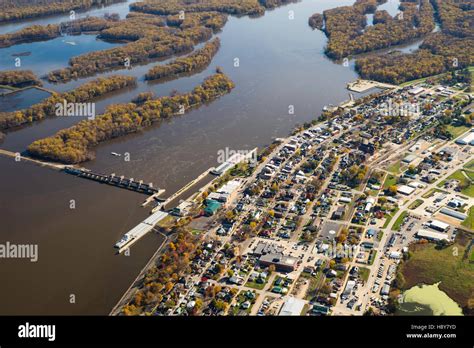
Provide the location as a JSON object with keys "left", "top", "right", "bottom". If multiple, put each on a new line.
{"left": 114, "top": 234, "right": 132, "bottom": 251}
{"left": 64, "top": 41, "right": 77, "bottom": 46}
{"left": 111, "top": 152, "right": 122, "bottom": 157}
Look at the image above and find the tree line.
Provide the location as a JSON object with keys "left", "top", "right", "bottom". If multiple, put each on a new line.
{"left": 0, "top": 0, "right": 124, "bottom": 22}
{"left": 308, "top": 13, "right": 323, "bottom": 30}
{"left": 355, "top": 50, "right": 446, "bottom": 85}
{"left": 47, "top": 13, "right": 217, "bottom": 83}
{"left": 97, "top": 14, "right": 168, "bottom": 41}
{"left": 130, "top": 0, "right": 265, "bottom": 16}
{"left": 166, "top": 11, "right": 228, "bottom": 32}
{"left": 0, "top": 16, "right": 116, "bottom": 48}
{"left": 145, "top": 37, "right": 220, "bottom": 81}
{"left": 0, "top": 24, "right": 59, "bottom": 48}
{"left": 258, "top": 0, "right": 298, "bottom": 9}
{"left": 432, "top": 0, "right": 473, "bottom": 38}
{"left": 130, "top": 0, "right": 298, "bottom": 18}
{"left": 0, "top": 75, "right": 136, "bottom": 130}
{"left": 122, "top": 228, "right": 200, "bottom": 315}
{"left": 0, "top": 70, "right": 42, "bottom": 88}
{"left": 27, "top": 71, "right": 235, "bottom": 164}
{"left": 1, "top": 10, "right": 224, "bottom": 83}
{"left": 319, "top": 0, "right": 435, "bottom": 59}
{"left": 354, "top": 0, "right": 473, "bottom": 84}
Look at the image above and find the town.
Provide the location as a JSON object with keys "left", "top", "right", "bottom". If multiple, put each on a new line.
{"left": 120, "top": 70, "right": 474, "bottom": 317}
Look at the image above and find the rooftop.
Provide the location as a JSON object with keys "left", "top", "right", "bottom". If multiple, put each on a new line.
{"left": 279, "top": 297, "right": 306, "bottom": 316}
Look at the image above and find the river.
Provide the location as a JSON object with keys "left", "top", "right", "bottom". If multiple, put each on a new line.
{"left": 0, "top": 0, "right": 369, "bottom": 314}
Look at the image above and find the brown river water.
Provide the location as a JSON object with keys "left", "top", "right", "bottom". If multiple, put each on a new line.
{"left": 0, "top": 0, "right": 368, "bottom": 314}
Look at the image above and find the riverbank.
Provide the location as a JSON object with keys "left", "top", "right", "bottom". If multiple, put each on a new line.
{"left": 0, "top": 0, "right": 360, "bottom": 315}
{"left": 109, "top": 229, "right": 169, "bottom": 315}
{"left": 108, "top": 77, "right": 388, "bottom": 315}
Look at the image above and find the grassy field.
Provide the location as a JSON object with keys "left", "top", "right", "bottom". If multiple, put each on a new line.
{"left": 382, "top": 215, "right": 393, "bottom": 229}
{"left": 465, "top": 170, "right": 474, "bottom": 181}
{"left": 464, "top": 159, "right": 474, "bottom": 170}
{"left": 393, "top": 211, "right": 408, "bottom": 231}
{"left": 399, "top": 232, "right": 474, "bottom": 309}
{"left": 368, "top": 189, "right": 379, "bottom": 196}
{"left": 377, "top": 230, "right": 384, "bottom": 241}
{"left": 301, "top": 269, "right": 324, "bottom": 301}
{"left": 383, "top": 207, "right": 399, "bottom": 229}
{"left": 359, "top": 267, "right": 370, "bottom": 283}
{"left": 245, "top": 279, "right": 267, "bottom": 290}
{"left": 368, "top": 250, "right": 377, "bottom": 265}
{"left": 157, "top": 215, "right": 177, "bottom": 228}
{"left": 398, "top": 71, "right": 448, "bottom": 88}
{"left": 387, "top": 161, "right": 402, "bottom": 174}
{"left": 461, "top": 206, "right": 474, "bottom": 229}
{"left": 446, "top": 125, "right": 470, "bottom": 139}
{"left": 383, "top": 174, "right": 398, "bottom": 189}
{"left": 422, "top": 188, "right": 448, "bottom": 199}
{"left": 408, "top": 199, "right": 424, "bottom": 210}
{"left": 439, "top": 170, "right": 474, "bottom": 198}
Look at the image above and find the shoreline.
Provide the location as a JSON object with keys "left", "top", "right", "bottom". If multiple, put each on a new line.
{"left": 107, "top": 65, "right": 461, "bottom": 315}
{"left": 109, "top": 229, "right": 169, "bottom": 316}
{"left": 106, "top": 79, "right": 380, "bottom": 315}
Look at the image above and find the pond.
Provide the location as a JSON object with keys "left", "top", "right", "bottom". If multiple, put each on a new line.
{"left": 398, "top": 283, "right": 463, "bottom": 316}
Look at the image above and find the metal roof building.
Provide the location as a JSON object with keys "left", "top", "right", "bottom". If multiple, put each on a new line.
{"left": 408, "top": 86, "right": 425, "bottom": 95}
{"left": 279, "top": 297, "right": 306, "bottom": 316}
{"left": 204, "top": 200, "right": 222, "bottom": 216}
{"left": 440, "top": 207, "right": 467, "bottom": 221}
{"left": 429, "top": 219, "right": 449, "bottom": 232}
{"left": 455, "top": 130, "right": 474, "bottom": 145}
{"left": 417, "top": 229, "right": 449, "bottom": 241}
{"left": 397, "top": 185, "right": 416, "bottom": 195}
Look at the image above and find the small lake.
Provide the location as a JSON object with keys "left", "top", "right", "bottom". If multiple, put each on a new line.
{"left": 0, "top": 35, "right": 122, "bottom": 81}
{"left": 378, "top": 0, "right": 401, "bottom": 17}
{"left": 366, "top": 0, "right": 400, "bottom": 26}
{"left": 398, "top": 283, "right": 463, "bottom": 316}
{"left": 0, "top": 87, "right": 51, "bottom": 112}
